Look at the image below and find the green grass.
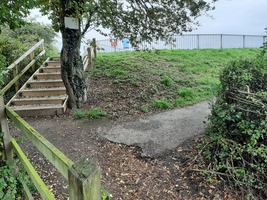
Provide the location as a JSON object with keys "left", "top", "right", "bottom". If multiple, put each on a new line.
{"left": 152, "top": 99, "right": 173, "bottom": 109}
{"left": 88, "top": 107, "right": 107, "bottom": 118}
{"left": 74, "top": 110, "right": 87, "bottom": 119}
{"left": 92, "top": 48, "right": 261, "bottom": 108}
{"left": 74, "top": 107, "right": 107, "bottom": 119}
{"left": 140, "top": 105, "right": 149, "bottom": 113}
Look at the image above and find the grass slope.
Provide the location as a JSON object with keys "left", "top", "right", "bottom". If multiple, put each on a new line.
{"left": 88, "top": 48, "right": 260, "bottom": 117}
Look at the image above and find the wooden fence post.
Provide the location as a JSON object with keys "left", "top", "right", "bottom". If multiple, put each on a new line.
{"left": 29, "top": 51, "right": 35, "bottom": 72}
{"left": 12, "top": 65, "right": 19, "bottom": 92}
{"left": 68, "top": 158, "right": 101, "bottom": 200}
{"left": 93, "top": 38, "right": 97, "bottom": 59}
{"left": 87, "top": 47, "right": 92, "bottom": 68}
{"left": 0, "top": 94, "right": 13, "bottom": 161}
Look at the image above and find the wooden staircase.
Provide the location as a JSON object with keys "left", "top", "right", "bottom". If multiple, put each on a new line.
{"left": 7, "top": 58, "right": 68, "bottom": 117}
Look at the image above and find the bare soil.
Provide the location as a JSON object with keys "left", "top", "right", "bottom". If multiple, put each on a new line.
{"left": 9, "top": 76, "right": 241, "bottom": 199}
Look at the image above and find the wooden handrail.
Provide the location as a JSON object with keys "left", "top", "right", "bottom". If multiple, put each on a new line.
{"left": 0, "top": 39, "right": 45, "bottom": 95}
{"left": 11, "top": 138, "right": 56, "bottom": 199}
{"left": 7, "top": 39, "right": 44, "bottom": 70}
{"left": 1, "top": 50, "right": 45, "bottom": 95}
{"left": 6, "top": 107, "right": 74, "bottom": 179}
{"left": 6, "top": 107, "right": 111, "bottom": 199}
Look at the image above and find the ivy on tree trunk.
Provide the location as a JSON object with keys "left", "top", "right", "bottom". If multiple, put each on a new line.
{"left": 60, "top": 27, "right": 87, "bottom": 109}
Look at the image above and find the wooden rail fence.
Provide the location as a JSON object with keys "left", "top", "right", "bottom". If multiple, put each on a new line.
{"left": 0, "top": 40, "right": 109, "bottom": 199}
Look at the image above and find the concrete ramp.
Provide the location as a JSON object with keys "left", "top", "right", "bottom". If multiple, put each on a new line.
{"left": 98, "top": 100, "right": 212, "bottom": 157}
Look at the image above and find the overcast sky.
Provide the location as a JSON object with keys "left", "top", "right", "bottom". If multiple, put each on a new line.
{"left": 30, "top": 0, "right": 267, "bottom": 47}
{"left": 192, "top": 0, "right": 267, "bottom": 35}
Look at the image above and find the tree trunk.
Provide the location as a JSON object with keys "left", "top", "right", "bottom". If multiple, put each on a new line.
{"left": 60, "top": 28, "right": 87, "bottom": 109}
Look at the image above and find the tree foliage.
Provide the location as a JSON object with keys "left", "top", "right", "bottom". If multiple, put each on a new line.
{"left": 0, "top": 0, "right": 36, "bottom": 30}
{"left": 0, "top": 22, "right": 58, "bottom": 84}
{"left": 38, "top": 0, "right": 217, "bottom": 44}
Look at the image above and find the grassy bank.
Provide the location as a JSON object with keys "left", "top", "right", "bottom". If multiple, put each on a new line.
{"left": 88, "top": 48, "right": 260, "bottom": 115}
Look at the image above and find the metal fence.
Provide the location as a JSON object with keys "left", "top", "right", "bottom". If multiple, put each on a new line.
{"left": 95, "top": 34, "right": 266, "bottom": 53}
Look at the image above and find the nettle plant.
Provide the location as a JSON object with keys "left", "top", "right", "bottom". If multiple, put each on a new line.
{"left": 201, "top": 57, "right": 267, "bottom": 199}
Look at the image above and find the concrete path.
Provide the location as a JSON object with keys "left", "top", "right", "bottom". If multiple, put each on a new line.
{"left": 98, "top": 100, "right": 212, "bottom": 157}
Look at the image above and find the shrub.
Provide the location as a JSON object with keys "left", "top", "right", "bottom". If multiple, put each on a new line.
{"left": 201, "top": 57, "right": 267, "bottom": 199}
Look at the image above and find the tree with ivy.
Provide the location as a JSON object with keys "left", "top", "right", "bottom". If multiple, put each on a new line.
{"left": 36, "top": 0, "right": 218, "bottom": 108}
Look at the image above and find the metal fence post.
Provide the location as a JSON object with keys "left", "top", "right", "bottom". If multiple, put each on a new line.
{"left": 220, "top": 34, "right": 223, "bottom": 49}
{"left": 196, "top": 35, "right": 199, "bottom": 49}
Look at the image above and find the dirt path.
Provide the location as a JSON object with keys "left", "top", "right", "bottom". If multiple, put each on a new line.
{"left": 10, "top": 98, "right": 239, "bottom": 199}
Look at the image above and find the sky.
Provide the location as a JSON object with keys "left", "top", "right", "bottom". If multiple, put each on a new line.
{"left": 191, "top": 0, "right": 267, "bottom": 35}
{"left": 30, "top": 0, "right": 267, "bottom": 49}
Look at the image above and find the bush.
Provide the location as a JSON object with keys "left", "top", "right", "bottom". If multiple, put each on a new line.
{"left": 201, "top": 57, "right": 267, "bottom": 199}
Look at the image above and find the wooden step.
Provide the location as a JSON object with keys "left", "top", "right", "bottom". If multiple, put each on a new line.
{"left": 19, "top": 87, "right": 66, "bottom": 97}
{"left": 40, "top": 67, "right": 61, "bottom": 73}
{"left": 49, "top": 57, "right": 60, "bottom": 62}
{"left": 45, "top": 61, "right": 61, "bottom": 67}
{"left": 34, "top": 73, "right": 61, "bottom": 80}
{"left": 27, "top": 80, "right": 64, "bottom": 88}
{"left": 6, "top": 56, "right": 69, "bottom": 117}
{"left": 10, "top": 96, "right": 67, "bottom": 106}
{"left": 11, "top": 104, "right": 67, "bottom": 117}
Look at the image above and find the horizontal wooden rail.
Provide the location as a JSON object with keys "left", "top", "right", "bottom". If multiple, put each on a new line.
{"left": 7, "top": 39, "right": 44, "bottom": 70}
{"left": 11, "top": 138, "right": 55, "bottom": 200}
{"left": 6, "top": 108, "right": 73, "bottom": 179}
{"left": 1, "top": 50, "right": 45, "bottom": 95}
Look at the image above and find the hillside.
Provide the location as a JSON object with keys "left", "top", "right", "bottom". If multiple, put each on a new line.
{"left": 84, "top": 48, "right": 260, "bottom": 119}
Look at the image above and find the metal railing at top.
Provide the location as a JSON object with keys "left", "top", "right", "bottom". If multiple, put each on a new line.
{"left": 95, "top": 34, "right": 266, "bottom": 53}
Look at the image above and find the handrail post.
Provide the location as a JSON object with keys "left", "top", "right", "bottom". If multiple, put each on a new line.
{"left": 29, "top": 51, "right": 35, "bottom": 72}
{"left": 68, "top": 158, "right": 101, "bottom": 200}
{"left": 12, "top": 65, "right": 19, "bottom": 92}
{"left": 0, "top": 94, "right": 13, "bottom": 161}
